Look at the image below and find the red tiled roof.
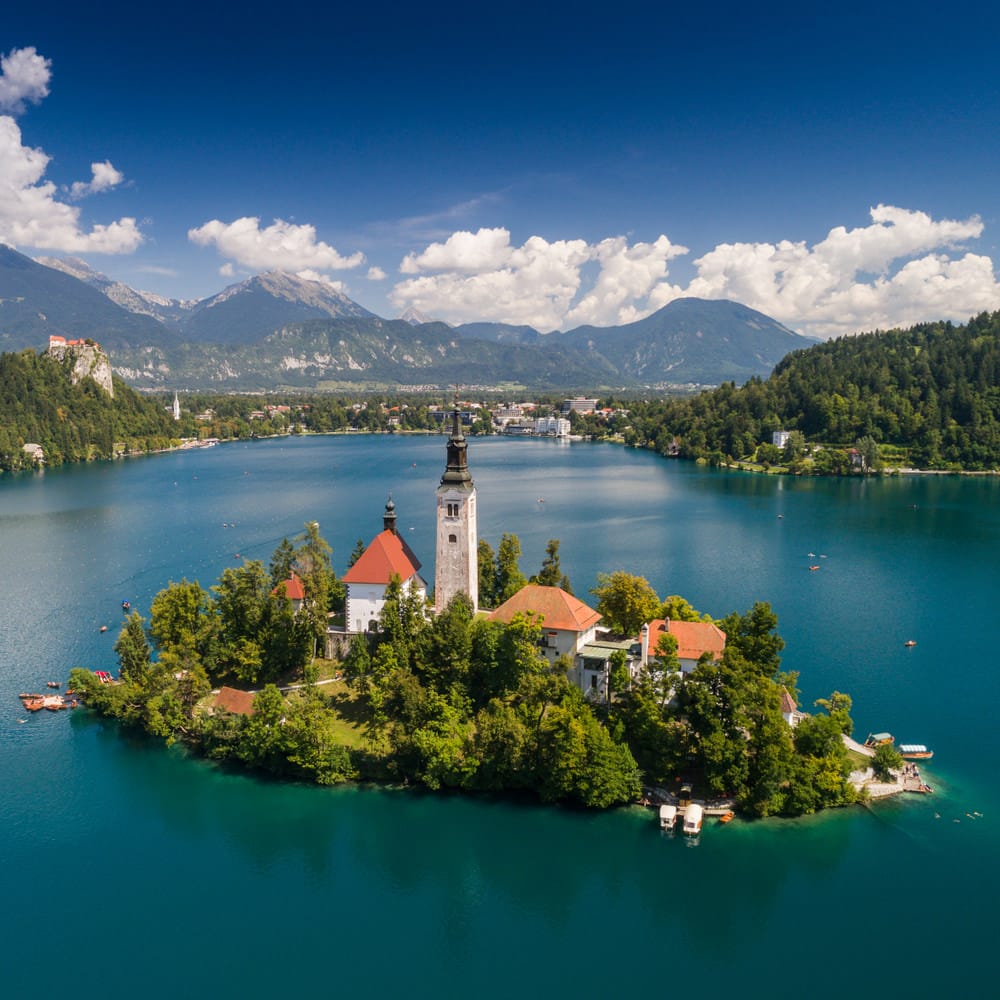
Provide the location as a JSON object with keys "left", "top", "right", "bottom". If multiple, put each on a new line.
{"left": 271, "top": 572, "right": 306, "bottom": 601}
{"left": 489, "top": 584, "right": 601, "bottom": 632}
{"left": 342, "top": 530, "right": 422, "bottom": 585}
{"left": 212, "top": 686, "right": 256, "bottom": 716}
{"left": 780, "top": 687, "right": 797, "bottom": 714}
{"left": 646, "top": 618, "right": 726, "bottom": 661}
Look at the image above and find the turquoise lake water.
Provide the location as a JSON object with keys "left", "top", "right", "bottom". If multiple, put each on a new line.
{"left": 1, "top": 434, "right": 998, "bottom": 998}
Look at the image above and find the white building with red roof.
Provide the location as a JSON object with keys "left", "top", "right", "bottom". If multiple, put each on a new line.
{"left": 640, "top": 618, "right": 726, "bottom": 674}
{"left": 489, "top": 583, "right": 602, "bottom": 664}
{"left": 342, "top": 497, "right": 426, "bottom": 634}
{"left": 270, "top": 571, "right": 306, "bottom": 613}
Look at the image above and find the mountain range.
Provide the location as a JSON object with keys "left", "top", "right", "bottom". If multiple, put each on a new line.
{"left": 0, "top": 245, "right": 813, "bottom": 390}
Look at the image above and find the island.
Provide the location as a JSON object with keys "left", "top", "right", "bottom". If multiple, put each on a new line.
{"left": 68, "top": 412, "right": 931, "bottom": 819}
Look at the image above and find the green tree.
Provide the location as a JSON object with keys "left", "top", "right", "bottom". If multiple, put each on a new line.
{"left": 495, "top": 533, "right": 528, "bottom": 604}
{"left": 591, "top": 571, "right": 661, "bottom": 636}
{"left": 477, "top": 539, "right": 497, "bottom": 608}
{"left": 872, "top": 742, "right": 903, "bottom": 781}
{"left": 532, "top": 538, "right": 573, "bottom": 593}
{"left": 115, "top": 611, "right": 151, "bottom": 683}
{"left": 268, "top": 537, "right": 296, "bottom": 588}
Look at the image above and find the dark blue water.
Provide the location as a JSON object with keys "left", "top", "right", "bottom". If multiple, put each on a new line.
{"left": 2, "top": 436, "right": 997, "bottom": 997}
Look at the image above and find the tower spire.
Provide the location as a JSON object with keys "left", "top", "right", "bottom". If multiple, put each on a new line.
{"left": 383, "top": 493, "right": 397, "bottom": 534}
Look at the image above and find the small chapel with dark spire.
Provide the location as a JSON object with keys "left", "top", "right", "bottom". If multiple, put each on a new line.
{"left": 435, "top": 406, "right": 478, "bottom": 614}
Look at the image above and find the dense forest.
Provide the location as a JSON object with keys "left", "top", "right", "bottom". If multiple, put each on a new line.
{"left": 71, "top": 530, "right": 857, "bottom": 817}
{"left": 0, "top": 349, "right": 178, "bottom": 471}
{"left": 604, "top": 312, "right": 1000, "bottom": 471}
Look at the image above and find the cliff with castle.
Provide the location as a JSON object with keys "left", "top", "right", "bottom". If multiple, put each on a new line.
{"left": 46, "top": 336, "right": 115, "bottom": 398}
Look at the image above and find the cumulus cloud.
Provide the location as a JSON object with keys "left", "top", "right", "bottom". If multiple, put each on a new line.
{"left": 0, "top": 46, "right": 50, "bottom": 114}
{"left": 0, "top": 48, "right": 142, "bottom": 255}
{"left": 0, "top": 116, "right": 142, "bottom": 254}
{"left": 390, "top": 208, "right": 1000, "bottom": 337}
{"left": 188, "top": 217, "right": 365, "bottom": 274}
{"left": 685, "top": 205, "right": 998, "bottom": 336}
{"left": 367, "top": 265, "right": 387, "bottom": 281}
{"left": 392, "top": 228, "right": 593, "bottom": 330}
{"left": 68, "top": 160, "right": 125, "bottom": 199}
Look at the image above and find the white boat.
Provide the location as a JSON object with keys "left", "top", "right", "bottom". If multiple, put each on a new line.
{"left": 659, "top": 803, "right": 677, "bottom": 831}
{"left": 682, "top": 803, "right": 703, "bottom": 836}
{"left": 898, "top": 744, "right": 934, "bottom": 760}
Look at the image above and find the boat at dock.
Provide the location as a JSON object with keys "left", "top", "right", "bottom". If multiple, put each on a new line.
{"left": 864, "top": 732, "right": 894, "bottom": 748}
{"left": 659, "top": 804, "right": 677, "bottom": 831}
{"left": 19, "top": 692, "right": 77, "bottom": 711}
{"left": 899, "top": 744, "right": 934, "bottom": 760}
{"left": 718, "top": 811, "right": 735, "bottom": 824}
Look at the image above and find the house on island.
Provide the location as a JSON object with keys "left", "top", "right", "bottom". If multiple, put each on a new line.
{"left": 639, "top": 618, "right": 726, "bottom": 675}
{"left": 780, "top": 687, "right": 806, "bottom": 727}
{"left": 271, "top": 571, "right": 306, "bottom": 614}
{"left": 341, "top": 496, "right": 426, "bottom": 636}
{"left": 489, "top": 583, "right": 636, "bottom": 699}
{"left": 211, "top": 686, "right": 256, "bottom": 716}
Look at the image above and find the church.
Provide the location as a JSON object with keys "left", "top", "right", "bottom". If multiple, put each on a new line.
{"left": 335, "top": 407, "right": 478, "bottom": 648}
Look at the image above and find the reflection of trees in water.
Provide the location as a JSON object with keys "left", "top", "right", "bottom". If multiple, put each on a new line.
{"left": 91, "top": 702, "right": 856, "bottom": 966}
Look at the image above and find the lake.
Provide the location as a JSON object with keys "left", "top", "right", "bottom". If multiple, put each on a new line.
{"left": 1, "top": 434, "right": 997, "bottom": 998}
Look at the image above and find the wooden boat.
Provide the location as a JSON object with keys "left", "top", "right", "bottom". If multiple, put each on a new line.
{"left": 658, "top": 803, "right": 677, "bottom": 831}
{"left": 718, "top": 811, "right": 735, "bottom": 824}
{"left": 682, "top": 803, "right": 703, "bottom": 836}
{"left": 864, "top": 732, "right": 894, "bottom": 748}
{"left": 46, "top": 681, "right": 60, "bottom": 688}
{"left": 898, "top": 744, "right": 934, "bottom": 760}
{"left": 809, "top": 565, "right": 820, "bottom": 571}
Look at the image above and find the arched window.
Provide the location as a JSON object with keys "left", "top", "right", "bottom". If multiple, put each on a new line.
{"left": 449, "top": 533, "right": 457, "bottom": 543}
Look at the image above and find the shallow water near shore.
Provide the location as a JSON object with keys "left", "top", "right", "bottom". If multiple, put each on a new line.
{"left": 1, "top": 435, "right": 997, "bottom": 997}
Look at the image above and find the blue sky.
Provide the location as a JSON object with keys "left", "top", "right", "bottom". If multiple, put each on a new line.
{"left": 3, "top": 0, "right": 1000, "bottom": 338}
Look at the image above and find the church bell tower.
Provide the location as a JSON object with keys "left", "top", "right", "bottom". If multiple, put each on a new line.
{"left": 435, "top": 406, "right": 478, "bottom": 614}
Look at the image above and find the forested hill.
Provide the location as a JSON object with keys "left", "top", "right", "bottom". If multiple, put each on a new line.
{"left": 0, "top": 350, "right": 178, "bottom": 471}
{"left": 620, "top": 312, "right": 1000, "bottom": 470}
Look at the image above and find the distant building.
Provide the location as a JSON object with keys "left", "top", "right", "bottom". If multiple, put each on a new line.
{"left": 561, "top": 398, "right": 599, "bottom": 415}
{"left": 772, "top": 430, "right": 791, "bottom": 449}
{"left": 534, "top": 416, "right": 571, "bottom": 437}
{"left": 172, "top": 392, "right": 181, "bottom": 421}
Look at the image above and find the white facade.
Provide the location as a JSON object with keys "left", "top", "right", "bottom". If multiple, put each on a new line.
{"left": 772, "top": 429, "right": 791, "bottom": 448}
{"left": 346, "top": 578, "right": 426, "bottom": 635}
{"left": 534, "top": 416, "right": 571, "bottom": 436}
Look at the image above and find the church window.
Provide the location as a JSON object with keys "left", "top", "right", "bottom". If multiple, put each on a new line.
{"left": 449, "top": 533, "right": 457, "bottom": 543}
{"left": 446, "top": 502, "right": 459, "bottom": 517}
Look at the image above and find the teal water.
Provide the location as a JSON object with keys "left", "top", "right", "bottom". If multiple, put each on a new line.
{"left": 2, "top": 436, "right": 998, "bottom": 997}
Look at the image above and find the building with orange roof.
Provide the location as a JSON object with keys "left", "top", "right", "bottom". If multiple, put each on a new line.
{"left": 271, "top": 571, "right": 306, "bottom": 613}
{"left": 211, "top": 686, "right": 256, "bottom": 716}
{"left": 490, "top": 583, "right": 602, "bottom": 665}
{"left": 342, "top": 497, "right": 426, "bottom": 634}
{"left": 640, "top": 618, "right": 726, "bottom": 675}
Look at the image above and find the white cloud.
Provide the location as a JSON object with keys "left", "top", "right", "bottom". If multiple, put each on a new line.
{"left": 685, "top": 205, "right": 998, "bottom": 336}
{"left": 0, "top": 47, "right": 50, "bottom": 114}
{"left": 68, "top": 160, "right": 125, "bottom": 199}
{"left": 389, "top": 207, "right": 1000, "bottom": 337}
{"left": 0, "top": 116, "right": 142, "bottom": 254}
{"left": 563, "top": 235, "right": 688, "bottom": 327}
{"left": 219, "top": 262, "right": 236, "bottom": 277}
{"left": 391, "top": 228, "right": 592, "bottom": 330}
{"left": 188, "top": 217, "right": 365, "bottom": 274}
{"left": 367, "top": 265, "right": 387, "bottom": 281}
